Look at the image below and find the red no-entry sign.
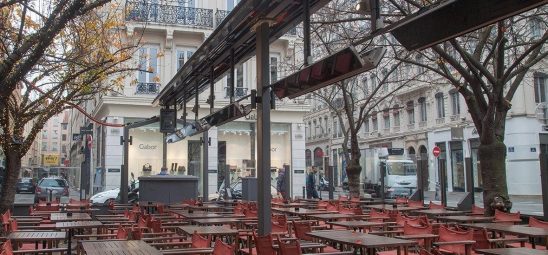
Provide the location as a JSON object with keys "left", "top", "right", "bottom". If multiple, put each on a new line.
{"left": 433, "top": 146, "right": 441, "bottom": 157}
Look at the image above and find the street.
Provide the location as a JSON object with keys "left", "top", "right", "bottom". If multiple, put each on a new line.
{"left": 14, "top": 186, "right": 82, "bottom": 204}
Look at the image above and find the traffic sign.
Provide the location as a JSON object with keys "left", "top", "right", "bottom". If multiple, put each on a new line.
{"left": 433, "top": 146, "right": 441, "bottom": 157}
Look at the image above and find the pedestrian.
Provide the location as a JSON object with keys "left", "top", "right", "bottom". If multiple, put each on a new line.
{"left": 306, "top": 166, "right": 319, "bottom": 199}
{"left": 276, "top": 168, "right": 288, "bottom": 200}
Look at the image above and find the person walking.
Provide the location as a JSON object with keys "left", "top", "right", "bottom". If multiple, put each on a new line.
{"left": 276, "top": 168, "right": 288, "bottom": 200}
{"left": 306, "top": 166, "right": 319, "bottom": 199}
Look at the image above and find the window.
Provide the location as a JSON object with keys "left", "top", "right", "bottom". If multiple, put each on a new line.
{"left": 61, "top": 123, "right": 67, "bottom": 130}
{"left": 62, "top": 145, "right": 67, "bottom": 153}
{"left": 371, "top": 74, "right": 377, "bottom": 90}
{"left": 227, "top": 0, "right": 239, "bottom": 11}
{"left": 177, "top": 48, "right": 195, "bottom": 71}
{"left": 534, "top": 73, "right": 547, "bottom": 103}
{"left": 51, "top": 142, "right": 58, "bottom": 152}
{"left": 435, "top": 93, "right": 445, "bottom": 118}
{"left": 236, "top": 64, "right": 244, "bottom": 88}
{"left": 42, "top": 130, "right": 47, "bottom": 139}
{"left": 418, "top": 97, "right": 427, "bottom": 122}
{"left": 406, "top": 101, "right": 415, "bottom": 124}
{"left": 364, "top": 119, "right": 370, "bottom": 133}
{"left": 383, "top": 110, "right": 390, "bottom": 129}
{"left": 312, "top": 120, "right": 317, "bottom": 137}
{"left": 324, "top": 117, "right": 328, "bottom": 135}
{"left": 362, "top": 77, "right": 368, "bottom": 96}
{"left": 450, "top": 90, "right": 461, "bottom": 115}
{"left": 416, "top": 54, "right": 424, "bottom": 74}
{"left": 52, "top": 130, "right": 59, "bottom": 139}
{"left": 41, "top": 142, "right": 47, "bottom": 151}
{"left": 332, "top": 117, "right": 337, "bottom": 138}
{"left": 530, "top": 18, "right": 542, "bottom": 39}
{"left": 337, "top": 119, "right": 343, "bottom": 137}
{"left": 62, "top": 134, "right": 67, "bottom": 141}
{"left": 138, "top": 45, "right": 160, "bottom": 83}
{"left": 381, "top": 69, "right": 388, "bottom": 92}
{"left": 270, "top": 53, "right": 280, "bottom": 83}
{"left": 372, "top": 113, "right": 378, "bottom": 131}
{"left": 393, "top": 105, "right": 400, "bottom": 127}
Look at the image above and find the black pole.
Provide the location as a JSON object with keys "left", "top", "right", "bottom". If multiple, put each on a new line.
{"left": 162, "top": 133, "right": 167, "bottom": 169}
{"left": 380, "top": 160, "right": 386, "bottom": 203}
{"left": 465, "top": 157, "right": 474, "bottom": 205}
{"left": 328, "top": 166, "right": 334, "bottom": 200}
{"left": 255, "top": 19, "right": 271, "bottom": 236}
{"left": 438, "top": 158, "right": 447, "bottom": 206}
{"left": 303, "top": 0, "right": 311, "bottom": 66}
{"left": 229, "top": 48, "right": 235, "bottom": 103}
{"left": 121, "top": 126, "right": 129, "bottom": 204}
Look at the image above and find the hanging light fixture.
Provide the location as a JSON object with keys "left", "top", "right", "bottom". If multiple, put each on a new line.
{"left": 355, "top": 0, "right": 372, "bottom": 15}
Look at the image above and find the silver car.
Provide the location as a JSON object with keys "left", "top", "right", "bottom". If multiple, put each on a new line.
{"left": 35, "top": 177, "right": 69, "bottom": 202}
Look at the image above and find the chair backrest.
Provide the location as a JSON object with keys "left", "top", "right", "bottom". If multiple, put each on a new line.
{"left": 404, "top": 221, "right": 433, "bottom": 247}
{"left": 213, "top": 239, "right": 234, "bottom": 255}
{"left": 472, "top": 228, "right": 491, "bottom": 250}
{"left": 338, "top": 195, "right": 348, "bottom": 201}
{"left": 471, "top": 205, "right": 485, "bottom": 215}
{"left": 2, "top": 210, "right": 10, "bottom": 232}
{"left": 253, "top": 233, "right": 276, "bottom": 255}
{"left": 244, "top": 209, "right": 258, "bottom": 218}
{"left": 429, "top": 201, "right": 444, "bottom": 209}
{"left": 272, "top": 215, "right": 288, "bottom": 234}
{"left": 396, "top": 214, "right": 421, "bottom": 227}
{"left": 116, "top": 225, "right": 128, "bottom": 239}
{"left": 494, "top": 210, "right": 520, "bottom": 224}
{"left": 150, "top": 219, "right": 162, "bottom": 233}
{"left": 276, "top": 235, "right": 302, "bottom": 255}
{"left": 1, "top": 240, "right": 13, "bottom": 255}
{"left": 326, "top": 202, "right": 338, "bottom": 212}
{"left": 293, "top": 221, "right": 313, "bottom": 241}
{"left": 130, "top": 226, "right": 142, "bottom": 240}
{"left": 192, "top": 231, "right": 211, "bottom": 248}
{"left": 529, "top": 217, "right": 548, "bottom": 229}
{"left": 396, "top": 197, "right": 408, "bottom": 204}
{"left": 438, "top": 225, "right": 474, "bottom": 255}
{"left": 407, "top": 200, "right": 424, "bottom": 208}
{"left": 9, "top": 219, "right": 18, "bottom": 232}
{"left": 157, "top": 204, "right": 165, "bottom": 214}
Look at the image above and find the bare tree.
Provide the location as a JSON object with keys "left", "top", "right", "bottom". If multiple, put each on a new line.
{"left": 0, "top": 0, "right": 140, "bottom": 212}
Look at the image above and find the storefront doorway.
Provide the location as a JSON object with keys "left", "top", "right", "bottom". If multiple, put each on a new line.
{"left": 450, "top": 141, "right": 465, "bottom": 192}
{"left": 469, "top": 138, "right": 483, "bottom": 191}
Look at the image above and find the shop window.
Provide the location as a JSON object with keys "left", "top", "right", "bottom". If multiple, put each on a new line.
{"left": 450, "top": 141, "right": 465, "bottom": 192}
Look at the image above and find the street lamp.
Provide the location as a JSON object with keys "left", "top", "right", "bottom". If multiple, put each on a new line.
{"left": 355, "top": 0, "right": 372, "bottom": 15}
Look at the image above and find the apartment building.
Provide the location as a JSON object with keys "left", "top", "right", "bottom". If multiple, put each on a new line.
{"left": 73, "top": 0, "right": 311, "bottom": 197}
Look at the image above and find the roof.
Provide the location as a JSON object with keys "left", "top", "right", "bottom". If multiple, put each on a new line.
{"left": 153, "top": 0, "right": 329, "bottom": 107}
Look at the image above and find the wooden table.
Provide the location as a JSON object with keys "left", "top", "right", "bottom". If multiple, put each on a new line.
{"left": 461, "top": 223, "right": 548, "bottom": 249}
{"left": 475, "top": 247, "right": 548, "bottom": 255}
{"left": 172, "top": 210, "right": 223, "bottom": 219}
{"left": 307, "top": 230, "right": 416, "bottom": 254}
{"left": 309, "top": 213, "right": 362, "bottom": 222}
{"left": 364, "top": 204, "right": 421, "bottom": 213}
{"left": 56, "top": 221, "right": 103, "bottom": 255}
{"left": 50, "top": 212, "right": 92, "bottom": 222}
{"left": 271, "top": 202, "right": 312, "bottom": 208}
{"left": 178, "top": 226, "right": 238, "bottom": 242}
{"left": 436, "top": 215, "right": 494, "bottom": 223}
{"left": 327, "top": 220, "right": 388, "bottom": 231}
{"left": 8, "top": 231, "right": 65, "bottom": 250}
{"left": 81, "top": 240, "right": 161, "bottom": 255}
{"left": 272, "top": 207, "right": 336, "bottom": 217}
{"left": 414, "top": 209, "right": 467, "bottom": 216}
{"left": 191, "top": 217, "right": 243, "bottom": 226}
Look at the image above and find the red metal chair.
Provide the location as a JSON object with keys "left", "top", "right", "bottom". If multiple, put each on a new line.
{"left": 213, "top": 239, "right": 234, "bottom": 255}
{"left": 469, "top": 205, "right": 485, "bottom": 216}
{"left": 292, "top": 221, "right": 340, "bottom": 252}
{"left": 529, "top": 217, "right": 548, "bottom": 229}
{"left": 1, "top": 210, "right": 10, "bottom": 232}
{"left": 428, "top": 201, "right": 444, "bottom": 210}
{"left": 252, "top": 232, "right": 276, "bottom": 255}
{"left": 408, "top": 200, "right": 425, "bottom": 208}
{"left": 277, "top": 235, "right": 302, "bottom": 255}
{"left": 493, "top": 210, "right": 520, "bottom": 224}
{"left": 192, "top": 231, "right": 211, "bottom": 248}
{"left": 396, "top": 197, "right": 408, "bottom": 204}
{"left": 116, "top": 225, "right": 128, "bottom": 239}
{"left": 435, "top": 225, "right": 474, "bottom": 255}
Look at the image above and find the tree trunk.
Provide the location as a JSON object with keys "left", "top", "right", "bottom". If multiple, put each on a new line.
{"left": 0, "top": 149, "right": 21, "bottom": 213}
{"left": 478, "top": 140, "right": 511, "bottom": 216}
{"left": 346, "top": 161, "right": 362, "bottom": 198}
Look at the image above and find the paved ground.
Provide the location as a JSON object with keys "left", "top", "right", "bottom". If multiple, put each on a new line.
{"left": 318, "top": 188, "right": 544, "bottom": 216}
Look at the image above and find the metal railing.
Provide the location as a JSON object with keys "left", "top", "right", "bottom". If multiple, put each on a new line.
{"left": 224, "top": 87, "right": 248, "bottom": 99}
{"left": 136, "top": 82, "right": 161, "bottom": 95}
{"left": 126, "top": 2, "right": 213, "bottom": 28}
{"left": 215, "top": 9, "right": 228, "bottom": 27}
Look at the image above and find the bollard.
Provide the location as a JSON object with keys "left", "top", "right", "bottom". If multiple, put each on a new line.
{"left": 48, "top": 189, "right": 53, "bottom": 202}
{"left": 302, "top": 186, "right": 306, "bottom": 199}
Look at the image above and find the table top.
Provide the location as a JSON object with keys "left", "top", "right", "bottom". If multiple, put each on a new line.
{"left": 365, "top": 204, "right": 421, "bottom": 212}
{"left": 327, "top": 220, "right": 387, "bottom": 228}
{"left": 309, "top": 213, "right": 362, "bottom": 221}
{"left": 307, "top": 230, "right": 416, "bottom": 248}
{"left": 191, "top": 218, "right": 243, "bottom": 225}
{"left": 272, "top": 208, "right": 336, "bottom": 215}
{"left": 50, "top": 212, "right": 92, "bottom": 222}
{"left": 271, "top": 202, "right": 312, "bottom": 208}
{"left": 414, "top": 209, "right": 467, "bottom": 216}
{"left": 436, "top": 215, "right": 494, "bottom": 223}
{"left": 171, "top": 210, "right": 223, "bottom": 219}
{"left": 475, "top": 248, "right": 548, "bottom": 255}
{"left": 461, "top": 223, "right": 548, "bottom": 237}
{"left": 8, "top": 231, "right": 66, "bottom": 241}
{"left": 55, "top": 221, "right": 103, "bottom": 229}
{"left": 178, "top": 226, "right": 238, "bottom": 236}
{"left": 81, "top": 240, "right": 161, "bottom": 255}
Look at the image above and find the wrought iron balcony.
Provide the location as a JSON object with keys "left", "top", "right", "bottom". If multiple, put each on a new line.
{"left": 224, "top": 87, "right": 248, "bottom": 99}
{"left": 136, "top": 82, "right": 161, "bottom": 95}
{"left": 215, "top": 9, "right": 229, "bottom": 27}
{"left": 126, "top": 2, "right": 213, "bottom": 28}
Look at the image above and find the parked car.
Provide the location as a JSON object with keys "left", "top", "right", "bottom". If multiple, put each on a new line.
{"left": 319, "top": 176, "right": 333, "bottom": 191}
{"left": 35, "top": 176, "right": 69, "bottom": 202}
{"left": 90, "top": 188, "right": 120, "bottom": 205}
{"left": 16, "top": 177, "right": 36, "bottom": 194}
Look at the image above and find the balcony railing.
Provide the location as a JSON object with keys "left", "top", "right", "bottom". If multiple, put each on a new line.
{"left": 136, "top": 82, "right": 161, "bottom": 95}
{"left": 418, "top": 121, "right": 427, "bottom": 128}
{"left": 126, "top": 2, "right": 213, "bottom": 28}
{"left": 407, "top": 123, "right": 415, "bottom": 130}
{"left": 224, "top": 87, "right": 248, "bottom": 99}
{"left": 215, "top": 9, "right": 228, "bottom": 27}
{"left": 436, "top": 118, "right": 445, "bottom": 124}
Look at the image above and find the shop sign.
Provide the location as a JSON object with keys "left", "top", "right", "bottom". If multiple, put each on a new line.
{"left": 244, "top": 114, "right": 256, "bottom": 120}
{"left": 43, "top": 154, "right": 59, "bottom": 166}
{"left": 138, "top": 144, "right": 158, "bottom": 150}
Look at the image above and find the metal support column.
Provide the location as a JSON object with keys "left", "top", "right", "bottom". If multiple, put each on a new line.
{"left": 202, "top": 132, "right": 208, "bottom": 201}
{"left": 438, "top": 158, "right": 447, "bottom": 206}
{"left": 162, "top": 133, "right": 167, "bottom": 169}
{"left": 121, "top": 126, "right": 129, "bottom": 204}
{"left": 229, "top": 49, "right": 235, "bottom": 104}
{"left": 539, "top": 153, "right": 548, "bottom": 221}
{"left": 380, "top": 160, "right": 386, "bottom": 203}
{"left": 255, "top": 19, "right": 271, "bottom": 235}
{"left": 303, "top": 0, "right": 311, "bottom": 66}
{"left": 465, "top": 157, "right": 474, "bottom": 205}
